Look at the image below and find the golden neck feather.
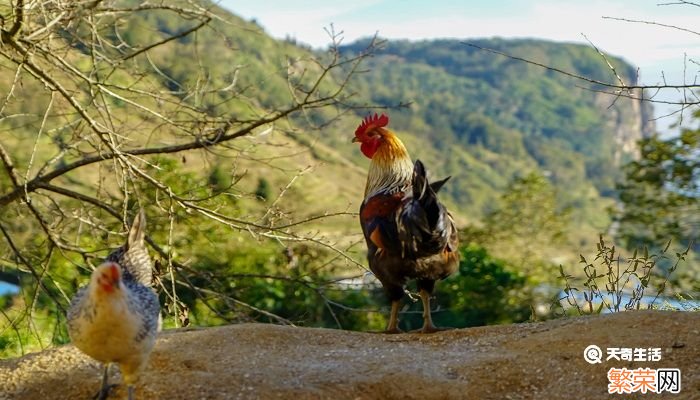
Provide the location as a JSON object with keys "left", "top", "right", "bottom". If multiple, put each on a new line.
{"left": 364, "top": 129, "right": 413, "bottom": 198}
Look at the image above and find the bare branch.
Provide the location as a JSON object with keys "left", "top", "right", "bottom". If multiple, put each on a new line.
{"left": 3, "top": 0, "right": 24, "bottom": 38}
{"left": 0, "top": 223, "right": 66, "bottom": 314}
{"left": 657, "top": 1, "right": 700, "bottom": 8}
{"left": 119, "top": 17, "right": 212, "bottom": 64}
{"left": 602, "top": 16, "right": 700, "bottom": 37}
{"left": 463, "top": 42, "right": 700, "bottom": 91}
{"left": 0, "top": 1, "right": 381, "bottom": 352}
{"left": 580, "top": 33, "right": 627, "bottom": 88}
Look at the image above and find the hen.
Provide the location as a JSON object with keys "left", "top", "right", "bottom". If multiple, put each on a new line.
{"left": 353, "top": 113, "right": 459, "bottom": 333}
{"left": 67, "top": 209, "right": 160, "bottom": 400}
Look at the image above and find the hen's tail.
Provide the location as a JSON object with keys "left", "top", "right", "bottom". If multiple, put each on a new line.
{"left": 106, "top": 208, "right": 155, "bottom": 287}
{"left": 398, "top": 160, "right": 453, "bottom": 258}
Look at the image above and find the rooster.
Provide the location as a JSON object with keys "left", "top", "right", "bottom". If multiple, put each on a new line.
{"left": 67, "top": 209, "right": 160, "bottom": 400}
{"left": 353, "top": 113, "right": 459, "bottom": 333}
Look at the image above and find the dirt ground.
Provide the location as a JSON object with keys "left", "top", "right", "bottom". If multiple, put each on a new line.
{"left": 0, "top": 310, "right": 697, "bottom": 400}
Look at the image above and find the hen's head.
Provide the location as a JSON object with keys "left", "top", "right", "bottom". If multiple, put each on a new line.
{"left": 92, "top": 262, "right": 122, "bottom": 294}
{"left": 352, "top": 113, "right": 390, "bottom": 159}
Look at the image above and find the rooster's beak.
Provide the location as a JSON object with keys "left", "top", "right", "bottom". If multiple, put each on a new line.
{"left": 351, "top": 137, "right": 360, "bottom": 143}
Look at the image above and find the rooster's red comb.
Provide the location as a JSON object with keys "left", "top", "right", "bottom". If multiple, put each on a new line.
{"left": 355, "top": 113, "right": 389, "bottom": 138}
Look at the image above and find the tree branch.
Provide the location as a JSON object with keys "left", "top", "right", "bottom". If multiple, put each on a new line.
{"left": 463, "top": 42, "right": 700, "bottom": 91}
{"left": 602, "top": 16, "right": 700, "bottom": 37}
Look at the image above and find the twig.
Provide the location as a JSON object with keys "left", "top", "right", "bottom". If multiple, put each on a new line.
{"left": 602, "top": 16, "right": 700, "bottom": 37}
{"left": 463, "top": 42, "right": 700, "bottom": 90}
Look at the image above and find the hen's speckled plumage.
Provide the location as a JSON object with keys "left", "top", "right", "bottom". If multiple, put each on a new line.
{"left": 105, "top": 209, "right": 155, "bottom": 287}
{"left": 67, "top": 209, "right": 159, "bottom": 400}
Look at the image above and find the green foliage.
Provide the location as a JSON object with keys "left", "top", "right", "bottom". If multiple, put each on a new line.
{"left": 322, "top": 287, "right": 386, "bottom": 331}
{"left": 485, "top": 172, "right": 569, "bottom": 237}
{"left": 615, "top": 127, "right": 699, "bottom": 250}
{"left": 0, "top": 283, "right": 72, "bottom": 357}
{"left": 255, "top": 178, "right": 272, "bottom": 202}
{"left": 433, "top": 244, "right": 529, "bottom": 327}
{"left": 466, "top": 172, "right": 570, "bottom": 275}
{"left": 2, "top": 0, "right": 689, "bottom": 362}
{"left": 364, "top": 244, "right": 530, "bottom": 331}
{"left": 340, "top": 38, "right": 646, "bottom": 212}
{"left": 208, "top": 164, "right": 231, "bottom": 193}
{"left": 183, "top": 242, "right": 385, "bottom": 331}
{"left": 455, "top": 113, "right": 527, "bottom": 158}
{"left": 461, "top": 172, "right": 574, "bottom": 319}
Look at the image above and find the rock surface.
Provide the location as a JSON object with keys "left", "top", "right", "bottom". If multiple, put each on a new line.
{"left": 0, "top": 310, "right": 697, "bottom": 399}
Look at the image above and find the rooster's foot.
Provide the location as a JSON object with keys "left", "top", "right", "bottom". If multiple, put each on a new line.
{"left": 411, "top": 325, "right": 452, "bottom": 334}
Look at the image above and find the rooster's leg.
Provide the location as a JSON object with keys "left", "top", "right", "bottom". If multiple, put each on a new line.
{"left": 418, "top": 289, "right": 440, "bottom": 333}
{"left": 384, "top": 300, "right": 403, "bottom": 334}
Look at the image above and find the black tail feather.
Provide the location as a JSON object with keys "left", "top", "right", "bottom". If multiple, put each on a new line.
{"left": 412, "top": 160, "right": 441, "bottom": 229}
{"left": 412, "top": 159, "right": 428, "bottom": 200}
{"left": 398, "top": 160, "right": 452, "bottom": 258}
{"left": 430, "top": 176, "right": 451, "bottom": 194}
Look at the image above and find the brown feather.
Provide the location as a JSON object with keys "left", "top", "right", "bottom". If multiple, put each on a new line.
{"left": 356, "top": 116, "right": 459, "bottom": 333}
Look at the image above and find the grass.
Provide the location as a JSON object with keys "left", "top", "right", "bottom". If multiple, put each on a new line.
{"left": 556, "top": 235, "right": 693, "bottom": 315}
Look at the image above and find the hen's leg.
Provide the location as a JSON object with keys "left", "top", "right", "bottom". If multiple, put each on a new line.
{"left": 93, "top": 364, "right": 117, "bottom": 400}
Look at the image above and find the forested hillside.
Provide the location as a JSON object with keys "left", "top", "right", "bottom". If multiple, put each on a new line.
{"left": 0, "top": 1, "right": 652, "bottom": 240}
{"left": 1, "top": 0, "right": 683, "bottom": 359}
{"left": 338, "top": 38, "right": 654, "bottom": 221}
{"left": 118, "top": 4, "right": 656, "bottom": 229}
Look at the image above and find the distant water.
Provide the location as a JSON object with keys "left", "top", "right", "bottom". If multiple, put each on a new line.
{"left": 559, "top": 290, "right": 700, "bottom": 312}
{"left": 0, "top": 281, "right": 20, "bottom": 296}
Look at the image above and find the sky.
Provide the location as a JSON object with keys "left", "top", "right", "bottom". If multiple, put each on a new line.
{"left": 218, "top": 0, "right": 700, "bottom": 131}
